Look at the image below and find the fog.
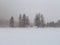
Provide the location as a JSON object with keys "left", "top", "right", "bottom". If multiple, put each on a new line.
{"left": 0, "top": 0, "right": 60, "bottom": 22}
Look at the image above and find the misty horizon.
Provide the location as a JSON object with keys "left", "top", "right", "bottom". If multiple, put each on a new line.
{"left": 0, "top": 0, "right": 60, "bottom": 23}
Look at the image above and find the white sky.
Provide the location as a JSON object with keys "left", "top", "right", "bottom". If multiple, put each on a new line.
{"left": 0, "top": 0, "right": 60, "bottom": 23}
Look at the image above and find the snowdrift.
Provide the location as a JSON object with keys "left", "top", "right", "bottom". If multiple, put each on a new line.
{"left": 0, "top": 28, "right": 60, "bottom": 45}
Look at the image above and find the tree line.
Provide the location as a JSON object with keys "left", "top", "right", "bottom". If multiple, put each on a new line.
{"left": 10, "top": 13, "right": 45, "bottom": 27}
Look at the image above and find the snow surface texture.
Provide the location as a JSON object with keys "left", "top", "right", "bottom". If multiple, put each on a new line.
{"left": 0, "top": 28, "right": 60, "bottom": 45}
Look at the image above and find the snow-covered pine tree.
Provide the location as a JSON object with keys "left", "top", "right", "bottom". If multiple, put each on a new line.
{"left": 19, "top": 14, "right": 22, "bottom": 27}
{"left": 40, "top": 14, "right": 45, "bottom": 27}
{"left": 34, "top": 14, "right": 40, "bottom": 27}
{"left": 10, "top": 16, "right": 14, "bottom": 27}
{"left": 22, "top": 14, "right": 27, "bottom": 27}
{"left": 25, "top": 16, "right": 30, "bottom": 27}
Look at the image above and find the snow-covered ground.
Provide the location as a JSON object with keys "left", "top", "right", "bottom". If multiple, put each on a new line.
{"left": 0, "top": 28, "right": 60, "bottom": 45}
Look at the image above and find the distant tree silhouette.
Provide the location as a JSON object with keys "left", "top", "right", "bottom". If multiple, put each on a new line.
{"left": 22, "top": 14, "right": 27, "bottom": 27}
{"left": 19, "top": 14, "right": 30, "bottom": 27}
{"left": 25, "top": 16, "right": 30, "bottom": 27}
{"left": 19, "top": 14, "right": 22, "bottom": 27}
{"left": 10, "top": 16, "right": 14, "bottom": 27}
{"left": 47, "top": 21, "right": 55, "bottom": 27}
{"left": 40, "top": 14, "right": 45, "bottom": 27}
{"left": 34, "top": 14, "right": 40, "bottom": 27}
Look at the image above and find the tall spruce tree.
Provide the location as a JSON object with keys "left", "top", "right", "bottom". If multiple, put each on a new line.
{"left": 34, "top": 14, "right": 40, "bottom": 27}
{"left": 41, "top": 14, "right": 45, "bottom": 27}
{"left": 22, "top": 14, "right": 26, "bottom": 27}
{"left": 26, "top": 16, "right": 30, "bottom": 27}
{"left": 19, "top": 14, "right": 22, "bottom": 27}
{"left": 10, "top": 16, "right": 14, "bottom": 27}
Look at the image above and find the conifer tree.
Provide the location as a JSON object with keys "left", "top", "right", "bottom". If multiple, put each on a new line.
{"left": 22, "top": 14, "right": 26, "bottom": 27}
{"left": 19, "top": 14, "right": 22, "bottom": 27}
{"left": 41, "top": 14, "right": 45, "bottom": 27}
{"left": 26, "top": 16, "right": 30, "bottom": 26}
{"left": 10, "top": 16, "right": 14, "bottom": 27}
{"left": 34, "top": 14, "right": 40, "bottom": 27}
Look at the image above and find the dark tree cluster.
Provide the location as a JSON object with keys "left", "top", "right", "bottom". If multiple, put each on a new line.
{"left": 34, "top": 13, "right": 45, "bottom": 27}
{"left": 9, "top": 13, "right": 45, "bottom": 28}
{"left": 47, "top": 20, "right": 60, "bottom": 27}
{"left": 19, "top": 14, "right": 30, "bottom": 27}
{"left": 10, "top": 16, "right": 14, "bottom": 27}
